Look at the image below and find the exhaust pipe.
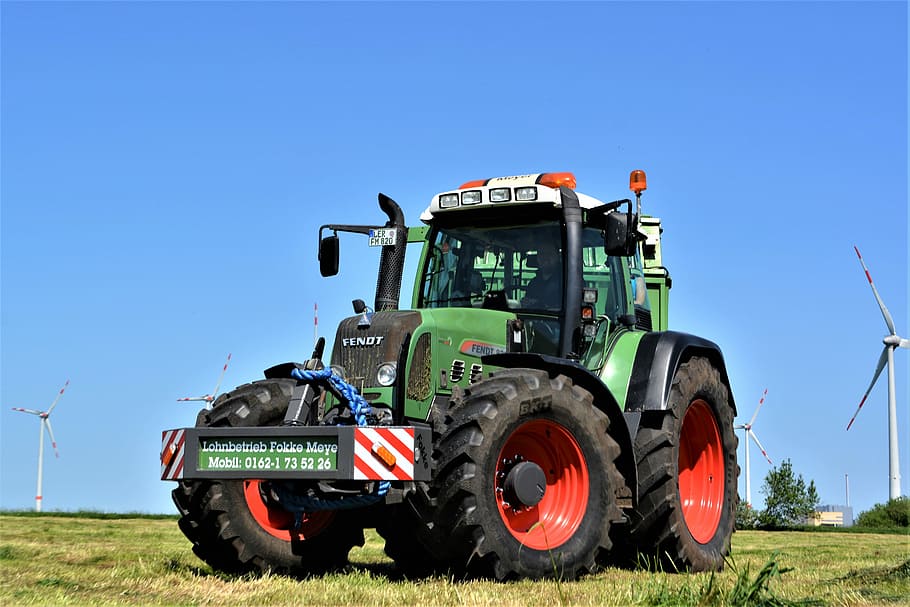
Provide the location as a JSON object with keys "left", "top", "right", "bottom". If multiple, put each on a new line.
{"left": 560, "top": 186, "right": 583, "bottom": 358}
{"left": 374, "top": 193, "right": 406, "bottom": 311}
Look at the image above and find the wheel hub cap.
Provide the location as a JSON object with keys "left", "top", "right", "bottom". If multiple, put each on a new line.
{"left": 503, "top": 460, "right": 547, "bottom": 508}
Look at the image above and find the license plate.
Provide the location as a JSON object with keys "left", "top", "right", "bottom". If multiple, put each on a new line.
{"left": 196, "top": 437, "right": 338, "bottom": 472}
{"left": 368, "top": 228, "right": 397, "bottom": 247}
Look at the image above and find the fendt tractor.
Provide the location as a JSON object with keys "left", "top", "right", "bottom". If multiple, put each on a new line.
{"left": 161, "top": 170, "right": 739, "bottom": 581}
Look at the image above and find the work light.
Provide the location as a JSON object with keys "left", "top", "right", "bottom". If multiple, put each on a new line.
{"left": 490, "top": 187, "right": 511, "bottom": 202}
{"left": 515, "top": 186, "right": 537, "bottom": 201}
{"left": 462, "top": 190, "right": 482, "bottom": 205}
{"left": 439, "top": 193, "right": 459, "bottom": 208}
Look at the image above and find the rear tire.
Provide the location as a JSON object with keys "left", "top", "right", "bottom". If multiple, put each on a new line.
{"left": 629, "top": 356, "right": 738, "bottom": 571}
{"left": 171, "top": 379, "right": 365, "bottom": 576}
{"left": 412, "top": 369, "right": 623, "bottom": 580}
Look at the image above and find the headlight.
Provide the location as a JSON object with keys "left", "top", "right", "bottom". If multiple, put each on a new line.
{"left": 376, "top": 362, "right": 397, "bottom": 386}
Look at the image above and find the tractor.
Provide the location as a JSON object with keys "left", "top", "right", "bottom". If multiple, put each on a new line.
{"left": 161, "top": 170, "right": 738, "bottom": 580}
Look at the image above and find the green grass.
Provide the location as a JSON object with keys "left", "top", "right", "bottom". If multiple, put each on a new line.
{"left": 0, "top": 514, "right": 907, "bottom": 606}
{"left": 0, "top": 510, "right": 179, "bottom": 521}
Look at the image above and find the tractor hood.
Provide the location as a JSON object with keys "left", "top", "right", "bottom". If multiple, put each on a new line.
{"left": 330, "top": 307, "right": 521, "bottom": 422}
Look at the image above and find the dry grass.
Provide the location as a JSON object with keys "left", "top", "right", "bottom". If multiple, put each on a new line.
{"left": 0, "top": 514, "right": 907, "bottom": 606}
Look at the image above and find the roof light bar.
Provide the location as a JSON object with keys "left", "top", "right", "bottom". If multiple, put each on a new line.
{"left": 424, "top": 172, "right": 581, "bottom": 219}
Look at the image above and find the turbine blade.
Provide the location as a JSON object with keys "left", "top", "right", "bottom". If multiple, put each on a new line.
{"left": 11, "top": 407, "right": 43, "bottom": 416}
{"left": 748, "top": 430, "right": 773, "bottom": 465}
{"left": 854, "top": 246, "right": 897, "bottom": 335}
{"left": 846, "top": 346, "right": 889, "bottom": 430}
{"left": 748, "top": 388, "right": 768, "bottom": 427}
{"left": 46, "top": 379, "right": 70, "bottom": 416}
{"left": 177, "top": 396, "right": 206, "bottom": 402}
{"left": 210, "top": 353, "right": 232, "bottom": 400}
{"left": 44, "top": 419, "right": 60, "bottom": 458}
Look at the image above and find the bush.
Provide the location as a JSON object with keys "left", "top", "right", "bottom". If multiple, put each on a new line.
{"left": 735, "top": 498, "right": 759, "bottom": 530}
{"left": 856, "top": 496, "right": 910, "bottom": 528}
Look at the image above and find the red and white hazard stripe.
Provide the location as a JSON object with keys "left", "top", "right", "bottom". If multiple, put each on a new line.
{"left": 161, "top": 429, "right": 186, "bottom": 480}
{"left": 353, "top": 427, "right": 415, "bottom": 481}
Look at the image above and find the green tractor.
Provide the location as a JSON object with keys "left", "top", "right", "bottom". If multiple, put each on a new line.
{"left": 162, "top": 170, "right": 738, "bottom": 580}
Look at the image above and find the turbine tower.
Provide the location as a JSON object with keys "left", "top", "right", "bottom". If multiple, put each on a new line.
{"left": 178, "top": 353, "right": 232, "bottom": 410}
{"left": 11, "top": 379, "right": 69, "bottom": 512}
{"left": 734, "top": 388, "right": 773, "bottom": 506}
{"left": 847, "top": 246, "right": 908, "bottom": 500}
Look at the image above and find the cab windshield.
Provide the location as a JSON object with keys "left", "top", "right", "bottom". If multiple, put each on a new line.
{"left": 418, "top": 220, "right": 627, "bottom": 352}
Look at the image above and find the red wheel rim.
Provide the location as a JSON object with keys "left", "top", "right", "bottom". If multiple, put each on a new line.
{"left": 678, "top": 399, "right": 725, "bottom": 544}
{"left": 494, "top": 420, "right": 589, "bottom": 550}
{"left": 243, "top": 480, "right": 334, "bottom": 541}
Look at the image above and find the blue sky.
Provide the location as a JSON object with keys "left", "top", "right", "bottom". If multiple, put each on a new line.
{"left": 1, "top": 1, "right": 907, "bottom": 519}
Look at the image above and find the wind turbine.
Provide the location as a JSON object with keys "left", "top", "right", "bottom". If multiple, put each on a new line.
{"left": 734, "top": 388, "right": 773, "bottom": 507}
{"left": 11, "top": 379, "right": 69, "bottom": 512}
{"left": 178, "top": 353, "right": 232, "bottom": 409}
{"left": 847, "top": 246, "right": 908, "bottom": 500}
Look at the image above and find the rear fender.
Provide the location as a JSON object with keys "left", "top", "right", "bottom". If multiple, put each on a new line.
{"left": 625, "top": 331, "right": 737, "bottom": 416}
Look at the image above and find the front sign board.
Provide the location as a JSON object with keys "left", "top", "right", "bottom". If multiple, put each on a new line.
{"left": 163, "top": 426, "right": 431, "bottom": 481}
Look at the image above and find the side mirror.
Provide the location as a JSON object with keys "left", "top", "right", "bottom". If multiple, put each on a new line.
{"left": 604, "top": 213, "right": 637, "bottom": 256}
{"left": 319, "top": 235, "right": 339, "bottom": 277}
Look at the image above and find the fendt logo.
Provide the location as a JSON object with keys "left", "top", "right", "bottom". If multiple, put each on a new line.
{"left": 342, "top": 336, "right": 385, "bottom": 347}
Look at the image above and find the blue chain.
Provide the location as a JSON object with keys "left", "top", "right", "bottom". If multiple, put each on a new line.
{"left": 280, "top": 367, "right": 390, "bottom": 520}
{"left": 291, "top": 367, "right": 371, "bottom": 426}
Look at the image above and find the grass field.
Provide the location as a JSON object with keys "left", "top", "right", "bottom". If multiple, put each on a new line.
{"left": 0, "top": 513, "right": 907, "bottom": 606}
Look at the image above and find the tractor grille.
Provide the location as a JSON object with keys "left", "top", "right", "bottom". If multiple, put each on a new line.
{"left": 331, "top": 311, "right": 421, "bottom": 392}
{"left": 407, "top": 332, "right": 433, "bottom": 401}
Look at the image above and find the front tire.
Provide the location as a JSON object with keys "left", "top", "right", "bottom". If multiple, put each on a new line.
{"left": 629, "top": 356, "right": 738, "bottom": 571}
{"left": 414, "top": 369, "right": 623, "bottom": 580}
{"left": 171, "top": 379, "right": 365, "bottom": 576}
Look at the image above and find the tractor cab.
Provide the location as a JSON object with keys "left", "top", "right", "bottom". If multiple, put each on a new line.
{"left": 416, "top": 172, "right": 654, "bottom": 360}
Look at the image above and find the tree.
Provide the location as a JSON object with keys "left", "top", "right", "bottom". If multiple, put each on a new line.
{"left": 856, "top": 496, "right": 910, "bottom": 528}
{"left": 757, "top": 458, "right": 819, "bottom": 528}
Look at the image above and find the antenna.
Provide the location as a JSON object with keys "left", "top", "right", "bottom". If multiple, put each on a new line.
{"left": 847, "top": 246, "right": 907, "bottom": 500}
{"left": 178, "top": 353, "right": 232, "bottom": 410}
{"left": 734, "top": 388, "right": 773, "bottom": 507}
{"left": 10, "top": 379, "right": 69, "bottom": 512}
